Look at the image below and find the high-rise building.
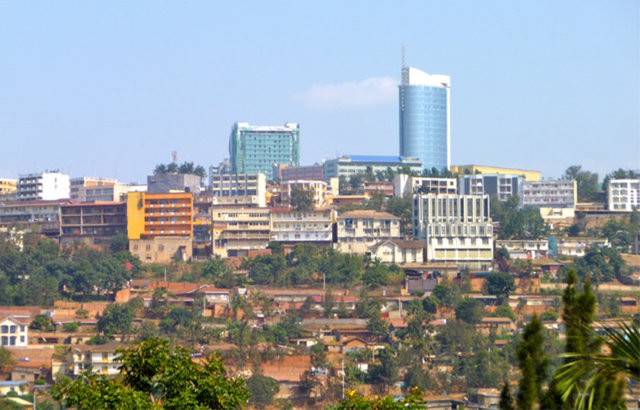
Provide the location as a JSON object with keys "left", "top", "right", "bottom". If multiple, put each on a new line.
{"left": 399, "top": 67, "right": 450, "bottom": 172}
{"left": 229, "top": 122, "right": 300, "bottom": 180}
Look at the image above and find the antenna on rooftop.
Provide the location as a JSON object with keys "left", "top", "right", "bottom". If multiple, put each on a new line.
{"left": 171, "top": 150, "right": 178, "bottom": 164}
{"left": 401, "top": 44, "right": 407, "bottom": 69}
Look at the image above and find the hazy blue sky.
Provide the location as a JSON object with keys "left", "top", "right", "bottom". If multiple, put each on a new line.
{"left": 1, "top": 1, "right": 638, "bottom": 183}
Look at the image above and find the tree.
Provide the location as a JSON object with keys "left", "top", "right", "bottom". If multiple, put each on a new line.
{"left": 485, "top": 271, "right": 516, "bottom": 301}
{"left": 0, "top": 346, "right": 15, "bottom": 370}
{"left": 289, "top": 185, "right": 315, "bottom": 211}
{"left": 431, "top": 281, "right": 461, "bottom": 308}
{"left": 574, "top": 245, "right": 629, "bottom": 284}
{"left": 499, "top": 381, "right": 516, "bottom": 410}
{"left": 564, "top": 165, "right": 599, "bottom": 202}
{"left": 516, "top": 315, "right": 548, "bottom": 410}
{"left": 30, "top": 314, "right": 55, "bottom": 331}
{"left": 247, "top": 373, "right": 279, "bottom": 408}
{"left": 545, "top": 270, "right": 626, "bottom": 409}
{"left": 52, "top": 337, "right": 249, "bottom": 409}
{"left": 555, "top": 323, "right": 638, "bottom": 410}
{"left": 454, "top": 297, "right": 484, "bottom": 324}
{"left": 97, "top": 299, "right": 139, "bottom": 337}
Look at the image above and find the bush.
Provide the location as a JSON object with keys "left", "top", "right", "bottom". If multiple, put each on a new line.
{"left": 63, "top": 322, "right": 80, "bottom": 332}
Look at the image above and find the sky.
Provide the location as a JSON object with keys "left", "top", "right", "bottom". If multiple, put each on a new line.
{"left": 1, "top": 1, "right": 638, "bottom": 183}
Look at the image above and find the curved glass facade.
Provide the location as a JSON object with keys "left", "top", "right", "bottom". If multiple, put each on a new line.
{"left": 399, "top": 69, "right": 450, "bottom": 172}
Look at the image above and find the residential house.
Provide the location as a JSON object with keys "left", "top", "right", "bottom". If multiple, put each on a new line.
{"left": 336, "top": 210, "right": 401, "bottom": 254}
{"left": 0, "top": 316, "right": 29, "bottom": 347}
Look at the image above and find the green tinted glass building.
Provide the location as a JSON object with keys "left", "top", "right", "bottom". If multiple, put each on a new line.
{"left": 229, "top": 122, "right": 300, "bottom": 180}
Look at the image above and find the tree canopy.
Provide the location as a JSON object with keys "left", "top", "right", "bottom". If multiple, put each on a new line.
{"left": 52, "top": 337, "right": 249, "bottom": 409}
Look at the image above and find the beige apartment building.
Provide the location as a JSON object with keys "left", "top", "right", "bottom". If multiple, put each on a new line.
{"left": 212, "top": 206, "right": 271, "bottom": 257}
{"left": 336, "top": 210, "right": 401, "bottom": 254}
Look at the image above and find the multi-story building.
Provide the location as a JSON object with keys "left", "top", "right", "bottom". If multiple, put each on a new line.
{"left": 393, "top": 174, "right": 457, "bottom": 197}
{"left": 608, "top": 179, "right": 640, "bottom": 212}
{"left": 127, "top": 192, "right": 194, "bottom": 263}
{"left": 458, "top": 174, "right": 524, "bottom": 202}
{"left": 212, "top": 207, "right": 271, "bottom": 257}
{"left": 0, "top": 178, "right": 17, "bottom": 196}
{"left": 17, "top": 171, "right": 70, "bottom": 201}
{"left": 280, "top": 164, "right": 324, "bottom": 182}
{"left": 60, "top": 201, "right": 127, "bottom": 246}
{"left": 322, "top": 155, "right": 422, "bottom": 179}
{"left": 0, "top": 316, "right": 29, "bottom": 347}
{"left": 270, "top": 207, "right": 335, "bottom": 244}
{"left": 210, "top": 173, "right": 267, "bottom": 207}
{"left": 336, "top": 210, "right": 401, "bottom": 254}
{"left": 147, "top": 173, "right": 202, "bottom": 194}
{"left": 0, "top": 199, "right": 72, "bottom": 236}
{"left": 70, "top": 177, "right": 118, "bottom": 201}
{"left": 522, "top": 179, "right": 577, "bottom": 208}
{"left": 71, "top": 342, "right": 122, "bottom": 376}
{"left": 399, "top": 66, "right": 451, "bottom": 171}
{"left": 450, "top": 165, "right": 541, "bottom": 182}
{"left": 229, "top": 122, "right": 300, "bottom": 180}
{"left": 281, "top": 180, "right": 329, "bottom": 208}
{"left": 413, "top": 194, "right": 493, "bottom": 269}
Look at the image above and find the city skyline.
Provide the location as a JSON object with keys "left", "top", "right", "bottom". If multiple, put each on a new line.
{"left": 1, "top": 1, "right": 638, "bottom": 183}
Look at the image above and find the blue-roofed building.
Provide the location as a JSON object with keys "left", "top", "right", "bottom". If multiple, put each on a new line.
{"left": 322, "top": 155, "right": 422, "bottom": 179}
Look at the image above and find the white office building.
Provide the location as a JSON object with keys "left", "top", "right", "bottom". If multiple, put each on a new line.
{"left": 608, "top": 179, "right": 640, "bottom": 212}
{"left": 413, "top": 194, "right": 493, "bottom": 269}
{"left": 17, "top": 171, "right": 70, "bottom": 202}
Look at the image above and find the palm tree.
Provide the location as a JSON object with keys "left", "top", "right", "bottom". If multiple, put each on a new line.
{"left": 555, "top": 322, "right": 640, "bottom": 410}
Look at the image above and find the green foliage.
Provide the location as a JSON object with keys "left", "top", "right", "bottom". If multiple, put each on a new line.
{"left": 121, "top": 337, "right": 248, "bottom": 408}
{"left": 555, "top": 323, "right": 638, "bottom": 410}
{"left": 491, "top": 196, "right": 549, "bottom": 240}
{"left": 564, "top": 165, "right": 600, "bottom": 202}
{"left": 499, "top": 381, "right": 516, "bottom": 410}
{"left": 97, "top": 299, "right": 140, "bottom": 336}
{"left": 516, "top": 315, "right": 548, "bottom": 410}
{"left": 494, "top": 302, "right": 516, "bottom": 321}
{"left": 573, "top": 246, "right": 629, "bottom": 283}
{"left": 403, "top": 364, "right": 436, "bottom": 391}
{"left": 455, "top": 297, "right": 484, "bottom": 324}
{"left": 485, "top": 271, "right": 516, "bottom": 300}
{"left": 435, "top": 320, "right": 478, "bottom": 356}
{"left": 53, "top": 337, "right": 248, "bottom": 409}
{"left": 457, "top": 347, "right": 508, "bottom": 388}
{"left": 328, "top": 387, "right": 424, "bottom": 410}
{"left": 154, "top": 161, "right": 206, "bottom": 177}
{"left": 0, "top": 237, "right": 139, "bottom": 307}
{"left": 201, "top": 257, "right": 235, "bottom": 288}
{"left": 30, "top": 314, "right": 55, "bottom": 331}
{"left": 247, "top": 373, "right": 279, "bottom": 408}
{"left": 540, "top": 309, "right": 559, "bottom": 321}
{"left": 86, "top": 335, "right": 110, "bottom": 345}
{"left": 431, "top": 281, "right": 461, "bottom": 308}
{"left": 289, "top": 185, "right": 315, "bottom": 211}
{"left": 62, "top": 322, "right": 80, "bottom": 332}
{"left": 0, "top": 346, "right": 15, "bottom": 369}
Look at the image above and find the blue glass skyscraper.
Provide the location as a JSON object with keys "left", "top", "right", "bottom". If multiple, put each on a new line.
{"left": 399, "top": 67, "right": 451, "bottom": 172}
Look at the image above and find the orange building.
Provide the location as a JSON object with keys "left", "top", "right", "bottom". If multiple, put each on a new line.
{"left": 127, "top": 192, "right": 194, "bottom": 263}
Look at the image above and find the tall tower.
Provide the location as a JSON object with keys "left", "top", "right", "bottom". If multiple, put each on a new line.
{"left": 399, "top": 66, "right": 451, "bottom": 172}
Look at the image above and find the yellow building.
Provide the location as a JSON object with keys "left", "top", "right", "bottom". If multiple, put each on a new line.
{"left": 127, "top": 192, "right": 193, "bottom": 240}
{"left": 450, "top": 165, "right": 541, "bottom": 182}
{"left": 0, "top": 178, "right": 17, "bottom": 195}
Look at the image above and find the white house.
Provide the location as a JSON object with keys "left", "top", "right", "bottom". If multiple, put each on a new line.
{"left": 0, "top": 316, "right": 29, "bottom": 347}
